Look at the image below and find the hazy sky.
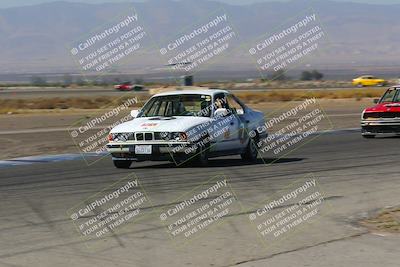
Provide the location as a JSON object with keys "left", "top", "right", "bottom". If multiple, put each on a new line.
{"left": 1, "top": 0, "right": 399, "bottom": 9}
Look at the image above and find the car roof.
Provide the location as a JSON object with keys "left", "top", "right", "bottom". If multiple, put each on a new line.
{"left": 153, "top": 88, "right": 229, "bottom": 97}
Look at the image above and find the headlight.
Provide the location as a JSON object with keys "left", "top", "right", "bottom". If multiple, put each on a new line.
{"left": 179, "top": 132, "right": 188, "bottom": 141}
{"left": 160, "top": 132, "right": 187, "bottom": 141}
{"left": 109, "top": 133, "right": 133, "bottom": 142}
{"left": 171, "top": 133, "right": 180, "bottom": 140}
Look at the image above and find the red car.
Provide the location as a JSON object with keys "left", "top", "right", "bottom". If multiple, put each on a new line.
{"left": 361, "top": 86, "right": 400, "bottom": 138}
{"left": 114, "top": 82, "right": 144, "bottom": 91}
{"left": 114, "top": 82, "right": 134, "bottom": 91}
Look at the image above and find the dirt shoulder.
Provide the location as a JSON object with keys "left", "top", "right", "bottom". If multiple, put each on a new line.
{"left": 361, "top": 207, "right": 400, "bottom": 234}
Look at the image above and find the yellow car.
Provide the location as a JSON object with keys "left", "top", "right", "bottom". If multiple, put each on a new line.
{"left": 352, "top": 75, "right": 387, "bottom": 87}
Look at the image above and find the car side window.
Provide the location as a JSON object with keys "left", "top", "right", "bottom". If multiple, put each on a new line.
{"left": 227, "top": 94, "right": 245, "bottom": 115}
{"left": 214, "top": 93, "right": 229, "bottom": 110}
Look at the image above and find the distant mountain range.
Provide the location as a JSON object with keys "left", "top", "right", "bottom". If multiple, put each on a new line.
{"left": 0, "top": 0, "right": 399, "bottom": 74}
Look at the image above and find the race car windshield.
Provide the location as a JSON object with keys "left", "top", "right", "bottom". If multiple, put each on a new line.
{"left": 380, "top": 89, "right": 400, "bottom": 103}
{"left": 140, "top": 94, "right": 212, "bottom": 117}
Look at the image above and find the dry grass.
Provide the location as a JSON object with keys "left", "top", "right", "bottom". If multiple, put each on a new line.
{"left": 0, "top": 95, "right": 147, "bottom": 114}
{"left": 235, "top": 88, "right": 386, "bottom": 104}
{"left": 361, "top": 207, "right": 400, "bottom": 233}
{"left": 203, "top": 80, "right": 355, "bottom": 89}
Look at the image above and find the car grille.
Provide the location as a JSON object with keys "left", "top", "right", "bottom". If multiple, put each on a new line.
{"left": 363, "top": 112, "right": 400, "bottom": 119}
{"left": 113, "top": 132, "right": 167, "bottom": 141}
{"left": 135, "top": 132, "right": 155, "bottom": 141}
{"left": 135, "top": 133, "right": 144, "bottom": 141}
{"left": 363, "top": 125, "right": 400, "bottom": 133}
{"left": 113, "top": 133, "right": 135, "bottom": 141}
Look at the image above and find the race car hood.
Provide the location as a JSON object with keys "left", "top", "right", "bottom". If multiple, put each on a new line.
{"left": 364, "top": 103, "right": 400, "bottom": 113}
{"left": 110, "top": 116, "right": 211, "bottom": 133}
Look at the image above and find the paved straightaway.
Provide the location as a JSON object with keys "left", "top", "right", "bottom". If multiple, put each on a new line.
{"left": 0, "top": 131, "right": 399, "bottom": 267}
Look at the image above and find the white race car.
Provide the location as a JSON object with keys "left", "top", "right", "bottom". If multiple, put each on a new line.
{"left": 106, "top": 89, "right": 267, "bottom": 168}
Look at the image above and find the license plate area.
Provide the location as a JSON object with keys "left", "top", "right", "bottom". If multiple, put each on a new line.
{"left": 135, "top": 145, "right": 152, "bottom": 155}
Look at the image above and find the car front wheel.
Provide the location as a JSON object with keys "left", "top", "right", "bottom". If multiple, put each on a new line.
{"left": 192, "top": 135, "right": 210, "bottom": 166}
{"left": 113, "top": 160, "right": 132, "bottom": 169}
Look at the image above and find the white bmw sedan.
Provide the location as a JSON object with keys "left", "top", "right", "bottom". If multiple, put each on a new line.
{"left": 106, "top": 89, "right": 267, "bottom": 168}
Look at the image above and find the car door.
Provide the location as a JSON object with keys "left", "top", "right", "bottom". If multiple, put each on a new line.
{"left": 365, "top": 76, "right": 375, "bottom": 86}
{"left": 370, "top": 77, "right": 381, "bottom": 86}
{"left": 226, "top": 94, "right": 250, "bottom": 147}
{"left": 212, "top": 93, "right": 241, "bottom": 151}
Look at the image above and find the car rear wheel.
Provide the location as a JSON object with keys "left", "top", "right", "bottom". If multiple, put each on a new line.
{"left": 357, "top": 83, "right": 364, "bottom": 88}
{"left": 113, "top": 160, "right": 132, "bottom": 169}
{"left": 241, "top": 138, "right": 258, "bottom": 162}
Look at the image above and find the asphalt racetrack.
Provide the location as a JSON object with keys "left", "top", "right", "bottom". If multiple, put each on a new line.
{"left": 0, "top": 130, "right": 399, "bottom": 267}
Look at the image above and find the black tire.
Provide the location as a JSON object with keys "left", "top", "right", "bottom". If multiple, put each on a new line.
{"left": 357, "top": 83, "right": 364, "bottom": 88}
{"left": 241, "top": 137, "right": 258, "bottom": 162}
{"left": 113, "top": 160, "right": 132, "bottom": 169}
{"left": 362, "top": 134, "right": 375, "bottom": 139}
{"left": 193, "top": 136, "right": 210, "bottom": 166}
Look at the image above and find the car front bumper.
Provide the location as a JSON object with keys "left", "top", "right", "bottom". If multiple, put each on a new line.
{"left": 361, "top": 119, "right": 400, "bottom": 134}
{"left": 106, "top": 141, "right": 197, "bottom": 161}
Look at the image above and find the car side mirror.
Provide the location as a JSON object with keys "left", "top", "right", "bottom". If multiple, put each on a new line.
{"left": 214, "top": 108, "right": 229, "bottom": 118}
{"left": 131, "top": 109, "right": 140, "bottom": 118}
{"left": 373, "top": 99, "right": 379, "bottom": 104}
